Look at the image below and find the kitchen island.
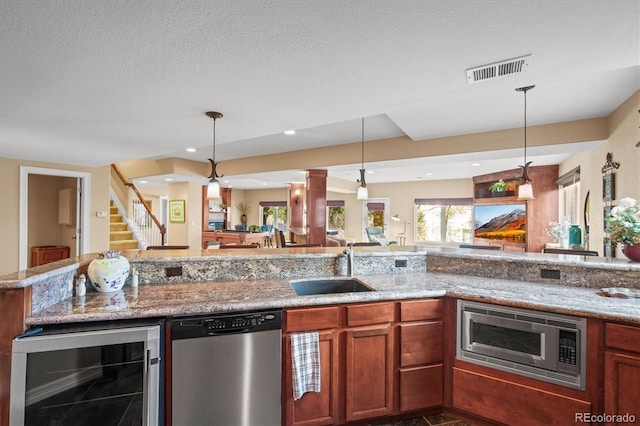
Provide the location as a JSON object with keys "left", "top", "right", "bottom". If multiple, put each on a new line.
{"left": 2, "top": 247, "right": 640, "bottom": 426}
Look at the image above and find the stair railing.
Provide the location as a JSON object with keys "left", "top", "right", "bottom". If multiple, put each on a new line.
{"left": 111, "top": 164, "right": 166, "bottom": 247}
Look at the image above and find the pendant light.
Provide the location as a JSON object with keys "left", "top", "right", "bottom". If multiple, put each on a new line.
{"left": 205, "top": 111, "right": 223, "bottom": 200}
{"left": 516, "top": 85, "right": 535, "bottom": 200}
{"left": 356, "top": 117, "right": 368, "bottom": 201}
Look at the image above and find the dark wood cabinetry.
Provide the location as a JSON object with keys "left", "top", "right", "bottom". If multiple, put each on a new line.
{"left": 30, "top": 245, "right": 70, "bottom": 267}
{"left": 604, "top": 322, "right": 640, "bottom": 425}
{"left": 398, "top": 299, "right": 443, "bottom": 412}
{"left": 201, "top": 186, "right": 231, "bottom": 231}
{"left": 284, "top": 299, "right": 443, "bottom": 425}
{"left": 473, "top": 165, "right": 559, "bottom": 252}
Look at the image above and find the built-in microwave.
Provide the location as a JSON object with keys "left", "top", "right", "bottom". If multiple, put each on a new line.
{"left": 456, "top": 300, "right": 586, "bottom": 389}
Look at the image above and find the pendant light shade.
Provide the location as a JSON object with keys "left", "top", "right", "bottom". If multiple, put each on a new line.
{"left": 205, "top": 111, "right": 223, "bottom": 200}
{"left": 356, "top": 117, "right": 368, "bottom": 201}
{"left": 516, "top": 86, "right": 535, "bottom": 200}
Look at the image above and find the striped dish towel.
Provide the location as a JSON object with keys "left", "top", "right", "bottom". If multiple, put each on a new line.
{"left": 291, "top": 331, "right": 321, "bottom": 400}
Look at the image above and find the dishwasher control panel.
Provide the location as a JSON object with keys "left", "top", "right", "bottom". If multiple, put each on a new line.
{"left": 205, "top": 313, "right": 278, "bottom": 330}
{"left": 171, "top": 310, "right": 282, "bottom": 340}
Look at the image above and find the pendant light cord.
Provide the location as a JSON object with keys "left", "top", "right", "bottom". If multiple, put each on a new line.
{"left": 361, "top": 117, "right": 365, "bottom": 168}
{"left": 212, "top": 117, "right": 216, "bottom": 163}
{"left": 523, "top": 89, "right": 527, "bottom": 165}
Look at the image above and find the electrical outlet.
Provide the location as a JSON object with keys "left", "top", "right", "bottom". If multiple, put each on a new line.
{"left": 395, "top": 259, "right": 407, "bottom": 268}
{"left": 541, "top": 268, "right": 561, "bottom": 279}
{"left": 165, "top": 266, "right": 183, "bottom": 277}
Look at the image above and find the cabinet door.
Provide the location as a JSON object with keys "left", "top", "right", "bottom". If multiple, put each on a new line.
{"left": 605, "top": 352, "right": 640, "bottom": 425}
{"left": 285, "top": 330, "right": 339, "bottom": 426}
{"left": 345, "top": 326, "right": 393, "bottom": 422}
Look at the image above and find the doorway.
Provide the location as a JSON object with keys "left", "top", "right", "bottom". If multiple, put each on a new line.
{"left": 19, "top": 167, "right": 91, "bottom": 270}
{"left": 361, "top": 197, "right": 390, "bottom": 242}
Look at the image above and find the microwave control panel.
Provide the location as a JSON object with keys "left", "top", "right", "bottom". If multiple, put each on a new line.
{"left": 559, "top": 329, "right": 577, "bottom": 366}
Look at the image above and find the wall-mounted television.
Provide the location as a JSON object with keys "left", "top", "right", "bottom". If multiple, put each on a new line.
{"left": 474, "top": 204, "right": 526, "bottom": 243}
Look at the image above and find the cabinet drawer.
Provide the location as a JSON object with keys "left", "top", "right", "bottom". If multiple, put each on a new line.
{"left": 453, "top": 368, "right": 591, "bottom": 425}
{"left": 399, "top": 321, "right": 443, "bottom": 367}
{"left": 285, "top": 306, "right": 340, "bottom": 332}
{"left": 400, "top": 299, "right": 442, "bottom": 321}
{"left": 346, "top": 302, "right": 394, "bottom": 327}
{"left": 399, "top": 364, "right": 443, "bottom": 412}
{"left": 606, "top": 323, "right": 640, "bottom": 353}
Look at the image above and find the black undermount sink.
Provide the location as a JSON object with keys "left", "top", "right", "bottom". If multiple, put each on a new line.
{"left": 290, "top": 278, "right": 375, "bottom": 296}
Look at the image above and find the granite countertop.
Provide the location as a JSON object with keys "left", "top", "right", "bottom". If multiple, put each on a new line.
{"left": 26, "top": 271, "right": 640, "bottom": 326}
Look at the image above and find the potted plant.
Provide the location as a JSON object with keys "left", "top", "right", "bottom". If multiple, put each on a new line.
{"left": 606, "top": 197, "right": 640, "bottom": 261}
{"left": 488, "top": 180, "right": 510, "bottom": 195}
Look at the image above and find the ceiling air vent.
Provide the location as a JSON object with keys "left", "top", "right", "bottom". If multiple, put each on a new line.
{"left": 466, "top": 55, "right": 531, "bottom": 84}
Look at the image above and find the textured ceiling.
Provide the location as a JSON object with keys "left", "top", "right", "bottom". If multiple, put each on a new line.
{"left": 1, "top": 1, "right": 638, "bottom": 188}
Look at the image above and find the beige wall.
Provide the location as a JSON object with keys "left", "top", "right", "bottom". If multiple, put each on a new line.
{"left": 0, "top": 158, "right": 110, "bottom": 275}
{"left": 560, "top": 90, "right": 639, "bottom": 256}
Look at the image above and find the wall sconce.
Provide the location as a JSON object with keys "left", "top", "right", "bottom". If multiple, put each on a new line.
{"left": 294, "top": 188, "right": 301, "bottom": 204}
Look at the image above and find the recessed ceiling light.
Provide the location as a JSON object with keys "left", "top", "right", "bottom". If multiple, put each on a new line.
{"left": 164, "top": 178, "right": 173, "bottom": 182}
{"left": 223, "top": 180, "right": 229, "bottom": 183}
{"left": 472, "top": 163, "right": 480, "bottom": 166}
{"left": 284, "top": 130, "right": 296, "bottom": 135}
{"left": 425, "top": 172, "right": 433, "bottom": 176}
{"left": 367, "top": 170, "right": 374, "bottom": 174}
{"left": 186, "top": 147, "right": 196, "bottom": 153}
{"left": 263, "top": 182, "right": 268, "bottom": 186}
{"left": 138, "top": 180, "right": 148, "bottom": 184}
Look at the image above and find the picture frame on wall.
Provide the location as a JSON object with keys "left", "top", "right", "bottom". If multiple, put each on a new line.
{"left": 602, "top": 173, "right": 615, "bottom": 202}
{"left": 169, "top": 199, "right": 186, "bottom": 223}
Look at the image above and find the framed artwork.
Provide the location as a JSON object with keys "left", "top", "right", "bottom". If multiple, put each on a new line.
{"left": 169, "top": 199, "right": 186, "bottom": 223}
{"left": 602, "top": 173, "right": 615, "bottom": 202}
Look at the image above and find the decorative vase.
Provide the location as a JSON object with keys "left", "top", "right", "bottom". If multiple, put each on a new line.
{"left": 87, "top": 256, "right": 130, "bottom": 292}
{"left": 622, "top": 243, "right": 640, "bottom": 262}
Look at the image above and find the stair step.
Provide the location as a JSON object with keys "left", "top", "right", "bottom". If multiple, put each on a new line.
{"left": 110, "top": 205, "right": 118, "bottom": 214}
{"left": 110, "top": 223, "right": 128, "bottom": 231}
{"left": 110, "top": 214, "right": 123, "bottom": 223}
{"left": 110, "top": 231, "right": 134, "bottom": 241}
{"left": 109, "top": 240, "right": 139, "bottom": 251}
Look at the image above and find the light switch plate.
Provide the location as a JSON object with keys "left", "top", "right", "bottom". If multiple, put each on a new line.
{"left": 96, "top": 210, "right": 107, "bottom": 218}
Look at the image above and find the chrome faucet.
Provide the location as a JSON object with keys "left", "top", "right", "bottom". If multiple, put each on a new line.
{"left": 343, "top": 246, "right": 354, "bottom": 277}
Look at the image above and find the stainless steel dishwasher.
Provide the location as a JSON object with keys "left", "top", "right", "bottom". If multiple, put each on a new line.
{"left": 170, "top": 310, "right": 282, "bottom": 426}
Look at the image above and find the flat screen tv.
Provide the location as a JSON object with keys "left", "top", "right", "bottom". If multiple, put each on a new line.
{"left": 474, "top": 204, "right": 526, "bottom": 243}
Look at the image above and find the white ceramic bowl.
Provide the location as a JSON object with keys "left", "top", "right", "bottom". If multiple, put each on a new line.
{"left": 87, "top": 257, "right": 130, "bottom": 292}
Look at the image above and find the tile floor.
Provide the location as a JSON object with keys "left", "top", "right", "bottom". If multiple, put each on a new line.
{"left": 371, "top": 413, "right": 478, "bottom": 426}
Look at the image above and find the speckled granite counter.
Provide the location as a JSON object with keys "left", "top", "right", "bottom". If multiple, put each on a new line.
{"left": 4, "top": 246, "right": 640, "bottom": 327}
{"left": 26, "top": 270, "right": 640, "bottom": 326}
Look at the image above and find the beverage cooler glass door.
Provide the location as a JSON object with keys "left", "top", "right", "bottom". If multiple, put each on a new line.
{"left": 10, "top": 323, "right": 161, "bottom": 426}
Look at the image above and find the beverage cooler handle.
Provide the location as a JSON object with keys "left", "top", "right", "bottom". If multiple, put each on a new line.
{"left": 145, "top": 349, "right": 161, "bottom": 425}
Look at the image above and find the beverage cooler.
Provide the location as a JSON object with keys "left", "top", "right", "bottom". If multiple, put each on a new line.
{"left": 10, "top": 320, "right": 163, "bottom": 425}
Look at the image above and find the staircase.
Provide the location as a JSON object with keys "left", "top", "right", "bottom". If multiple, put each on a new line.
{"left": 110, "top": 202, "right": 139, "bottom": 250}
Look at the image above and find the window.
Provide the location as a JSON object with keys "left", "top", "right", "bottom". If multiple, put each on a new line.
{"left": 259, "top": 201, "right": 288, "bottom": 230}
{"left": 327, "top": 200, "right": 345, "bottom": 235}
{"left": 557, "top": 167, "right": 580, "bottom": 225}
{"left": 415, "top": 198, "right": 473, "bottom": 243}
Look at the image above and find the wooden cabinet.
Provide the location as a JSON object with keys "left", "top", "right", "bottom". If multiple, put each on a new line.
{"left": 284, "top": 299, "right": 444, "bottom": 425}
{"left": 604, "top": 323, "right": 640, "bottom": 425}
{"left": 452, "top": 368, "right": 591, "bottom": 426}
{"left": 30, "top": 245, "right": 70, "bottom": 267}
{"left": 344, "top": 303, "right": 394, "bottom": 421}
{"left": 397, "top": 299, "right": 443, "bottom": 412}
{"left": 472, "top": 165, "right": 559, "bottom": 253}
{"left": 201, "top": 186, "right": 231, "bottom": 231}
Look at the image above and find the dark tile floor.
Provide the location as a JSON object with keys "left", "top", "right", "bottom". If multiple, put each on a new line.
{"left": 371, "top": 413, "right": 478, "bottom": 426}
